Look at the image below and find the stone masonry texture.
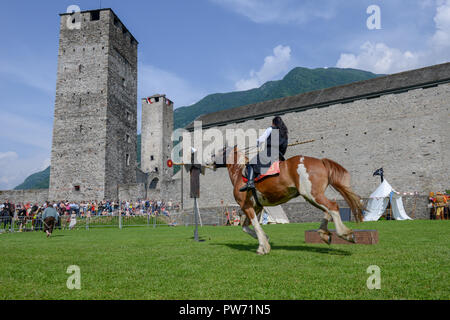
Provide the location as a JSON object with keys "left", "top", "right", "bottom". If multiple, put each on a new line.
{"left": 141, "top": 95, "right": 174, "bottom": 187}
{"left": 48, "top": 9, "right": 137, "bottom": 202}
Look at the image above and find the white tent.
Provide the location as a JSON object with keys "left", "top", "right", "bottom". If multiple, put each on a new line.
{"left": 260, "top": 205, "right": 290, "bottom": 224}
{"left": 364, "top": 180, "right": 413, "bottom": 221}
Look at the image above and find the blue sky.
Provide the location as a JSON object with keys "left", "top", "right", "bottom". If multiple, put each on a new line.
{"left": 0, "top": 0, "right": 449, "bottom": 189}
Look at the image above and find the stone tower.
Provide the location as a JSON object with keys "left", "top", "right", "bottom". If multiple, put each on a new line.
{"left": 49, "top": 9, "right": 138, "bottom": 201}
{"left": 141, "top": 94, "right": 174, "bottom": 190}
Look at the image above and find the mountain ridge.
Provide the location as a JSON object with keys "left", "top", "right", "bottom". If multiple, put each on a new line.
{"left": 173, "top": 67, "right": 380, "bottom": 129}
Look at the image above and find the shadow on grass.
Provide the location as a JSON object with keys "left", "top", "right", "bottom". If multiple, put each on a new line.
{"left": 188, "top": 236, "right": 208, "bottom": 242}
{"left": 212, "top": 243, "right": 351, "bottom": 256}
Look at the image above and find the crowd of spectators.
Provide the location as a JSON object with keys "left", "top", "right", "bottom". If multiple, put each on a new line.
{"left": 225, "top": 208, "right": 240, "bottom": 226}
{"left": 0, "top": 199, "right": 181, "bottom": 232}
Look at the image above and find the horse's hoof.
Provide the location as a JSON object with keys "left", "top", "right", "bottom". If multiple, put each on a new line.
{"left": 320, "top": 235, "right": 332, "bottom": 245}
{"left": 257, "top": 245, "right": 270, "bottom": 255}
{"left": 343, "top": 233, "right": 356, "bottom": 243}
{"left": 256, "top": 248, "right": 265, "bottom": 255}
{"left": 318, "top": 231, "right": 332, "bottom": 245}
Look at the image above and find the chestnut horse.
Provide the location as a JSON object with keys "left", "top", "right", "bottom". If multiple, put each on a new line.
{"left": 209, "top": 146, "right": 364, "bottom": 255}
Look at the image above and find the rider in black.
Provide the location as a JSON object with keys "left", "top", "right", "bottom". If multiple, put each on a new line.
{"left": 240, "top": 116, "right": 288, "bottom": 192}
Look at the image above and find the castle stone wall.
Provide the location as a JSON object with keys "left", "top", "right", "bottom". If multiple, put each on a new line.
{"left": 173, "top": 195, "right": 429, "bottom": 225}
{"left": 0, "top": 189, "right": 49, "bottom": 204}
{"left": 118, "top": 183, "right": 146, "bottom": 202}
{"left": 104, "top": 10, "right": 138, "bottom": 200}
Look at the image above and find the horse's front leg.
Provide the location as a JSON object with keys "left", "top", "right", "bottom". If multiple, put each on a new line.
{"left": 242, "top": 206, "right": 270, "bottom": 255}
{"left": 241, "top": 207, "right": 267, "bottom": 241}
{"left": 242, "top": 214, "right": 257, "bottom": 239}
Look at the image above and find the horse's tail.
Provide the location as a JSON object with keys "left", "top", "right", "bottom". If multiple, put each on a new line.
{"left": 322, "top": 158, "right": 364, "bottom": 223}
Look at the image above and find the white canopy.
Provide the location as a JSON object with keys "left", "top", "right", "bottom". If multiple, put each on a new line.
{"left": 260, "top": 206, "right": 290, "bottom": 224}
{"left": 369, "top": 180, "right": 396, "bottom": 198}
{"left": 364, "top": 180, "right": 413, "bottom": 221}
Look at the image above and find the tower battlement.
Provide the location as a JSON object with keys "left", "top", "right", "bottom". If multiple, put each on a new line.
{"left": 59, "top": 8, "right": 138, "bottom": 46}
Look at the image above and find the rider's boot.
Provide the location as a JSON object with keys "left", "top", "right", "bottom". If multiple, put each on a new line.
{"left": 240, "top": 165, "right": 256, "bottom": 192}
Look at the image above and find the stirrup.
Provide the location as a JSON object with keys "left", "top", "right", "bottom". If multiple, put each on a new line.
{"left": 239, "top": 182, "right": 255, "bottom": 192}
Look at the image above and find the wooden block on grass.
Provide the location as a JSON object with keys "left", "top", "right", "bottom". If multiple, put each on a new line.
{"left": 305, "top": 229, "right": 378, "bottom": 245}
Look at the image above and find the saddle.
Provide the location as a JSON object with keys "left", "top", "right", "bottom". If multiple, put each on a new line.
{"left": 242, "top": 161, "right": 281, "bottom": 183}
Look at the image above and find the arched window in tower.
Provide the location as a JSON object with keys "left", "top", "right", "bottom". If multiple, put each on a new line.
{"left": 149, "top": 178, "right": 159, "bottom": 189}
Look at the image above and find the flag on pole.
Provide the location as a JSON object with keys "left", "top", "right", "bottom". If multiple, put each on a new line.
{"left": 373, "top": 168, "right": 384, "bottom": 182}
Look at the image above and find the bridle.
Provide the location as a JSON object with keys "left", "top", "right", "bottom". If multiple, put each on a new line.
{"left": 212, "top": 146, "right": 231, "bottom": 168}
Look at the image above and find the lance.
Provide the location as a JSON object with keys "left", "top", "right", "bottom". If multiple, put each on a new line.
{"left": 166, "top": 159, "right": 215, "bottom": 170}
{"left": 168, "top": 139, "right": 316, "bottom": 168}
{"left": 243, "top": 138, "right": 315, "bottom": 151}
{"left": 288, "top": 139, "right": 315, "bottom": 147}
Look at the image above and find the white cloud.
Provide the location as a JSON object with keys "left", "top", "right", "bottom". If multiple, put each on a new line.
{"left": 0, "top": 111, "right": 51, "bottom": 190}
{"left": 336, "top": 0, "right": 450, "bottom": 74}
{"left": 0, "top": 152, "right": 18, "bottom": 161}
{"left": 431, "top": 0, "right": 450, "bottom": 49}
{"left": 420, "top": 0, "right": 435, "bottom": 8}
{"left": 210, "top": 0, "right": 337, "bottom": 24}
{"left": 0, "top": 57, "right": 55, "bottom": 95}
{"left": 0, "top": 152, "right": 49, "bottom": 190}
{"left": 235, "top": 45, "right": 292, "bottom": 91}
{"left": 41, "top": 158, "right": 51, "bottom": 171}
{"left": 139, "top": 64, "right": 206, "bottom": 107}
{"left": 337, "top": 42, "right": 421, "bottom": 74}
{"left": 0, "top": 111, "right": 52, "bottom": 150}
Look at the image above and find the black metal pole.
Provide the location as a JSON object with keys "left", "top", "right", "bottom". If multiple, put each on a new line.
{"left": 181, "top": 167, "right": 184, "bottom": 211}
{"left": 194, "top": 197, "right": 199, "bottom": 241}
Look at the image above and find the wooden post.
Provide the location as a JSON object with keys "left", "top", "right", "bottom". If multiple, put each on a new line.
{"left": 181, "top": 166, "right": 184, "bottom": 211}
{"left": 411, "top": 194, "right": 417, "bottom": 219}
{"left": 166, "top": 150, "right": 204, "bottom": 239}
{"left": 189, "top": 150, "right": 203, "bottom": 242}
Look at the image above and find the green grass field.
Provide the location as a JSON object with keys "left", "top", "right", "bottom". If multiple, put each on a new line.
{"left": 0, "top": 221, "right": 448, "bottom": 300}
